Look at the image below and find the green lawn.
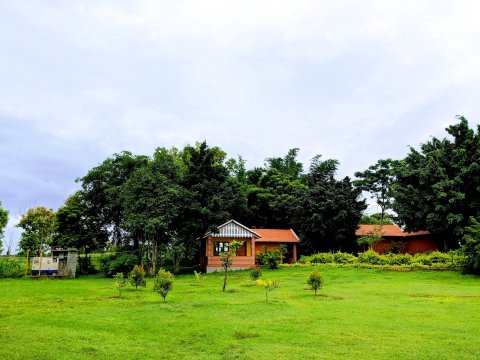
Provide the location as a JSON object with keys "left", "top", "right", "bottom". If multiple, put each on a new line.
{"left": 1, "top": 267, "right": 479, "bottom": 360}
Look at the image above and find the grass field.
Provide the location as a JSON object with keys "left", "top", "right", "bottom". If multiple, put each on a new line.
{"left": 1, "top": 266, "right": 479, "bottom": 360}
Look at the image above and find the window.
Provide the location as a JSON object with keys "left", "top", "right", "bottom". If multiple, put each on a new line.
{"left": 214, "top": 242, "right": 229, "bottom": 256}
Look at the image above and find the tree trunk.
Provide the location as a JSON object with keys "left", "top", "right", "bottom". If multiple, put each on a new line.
{"left": 174, "top": 257, "right": 181, "bottom": 275}
{"left": 222, "top": 267, "right": 227, "bottom": 291}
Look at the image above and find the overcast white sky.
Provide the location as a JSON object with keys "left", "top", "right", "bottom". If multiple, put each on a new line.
{"left": 2, "top": 0, "right": 480, "bottom": 253}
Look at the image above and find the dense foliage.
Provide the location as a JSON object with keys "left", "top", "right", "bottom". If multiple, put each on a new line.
{"left": 298, "top": 250, "right": 463, "bottom": 269}
{"left": 392, "top": 117, "right": 480, "bottom": 247}
{"left": 20, "top": 117, "right": 480, "bottom": 276}
{"left": 16, "top": 207, "right": 56, "bottom": 256}
{"left": 460, "top": 217, "right": 480, "bottom": 274}
{"left": 154, "top": 268, "right": 174, "bottom": 303}
{"left": 307, "top": 270, "right": 323, "bottom": 295}
{"left": 292, "top": 156, "right": 366, "bottom": 253}
{"left": 48, "top": 141, "right": 366, "bottom": 270}
{"left": 354, "top": 159, "right": 396, "bottom": 221}
{"left": 0, "top": 200, "right": 8, "bottom": 254}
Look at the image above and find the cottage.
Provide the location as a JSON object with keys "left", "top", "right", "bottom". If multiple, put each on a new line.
{"left": 356, "top": 224, "right": 437, "bottom": 254}
{"left": 201, "top": 220, "right": 300, "bottom": 273}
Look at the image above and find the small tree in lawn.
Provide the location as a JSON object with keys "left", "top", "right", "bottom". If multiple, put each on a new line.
{"left": 219, "top": 240, "right": 243, "bottom": 292}
{"left": 255, "top": 279, "right": 279, "bottom": 302}
{"left": 129, "top": 264, "right": 146, "bottom": 290}
{"left": 114, "top": 273, "right": 127, "bottom": 298}
{"left": 307, "top": 270, "right": 323, "bottom": 296}
{"left": 250, "top": 265, "right": 262, "bottom": 281}
{"left": 153, "top": 268, "right": 174, "bottom": 303}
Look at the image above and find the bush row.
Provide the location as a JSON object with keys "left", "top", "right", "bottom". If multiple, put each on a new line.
{"left": 298, "top": 250, "right": 464, "bottom": 269}
{"left": 0, "top": 257, "right": 24, "bottom": 278}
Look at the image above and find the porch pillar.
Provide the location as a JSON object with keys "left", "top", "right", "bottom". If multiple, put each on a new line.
{"left": 251, "top": 237, "right": 256, "bottom": 262}
{"left": 293, "top": 243, "right": 297, "bottom": 262}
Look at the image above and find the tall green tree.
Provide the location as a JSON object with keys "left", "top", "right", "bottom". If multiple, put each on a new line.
{"left": 392, "top": 117, "right": 480, "bottom": 247}
{"left": 179, "top": 141, "right": 246, "bottom": 260}
{"left": 354, "top": 159, "right": 396, "bottom": 221}
{"left": 17, "top": 207, "right": 56, "bottom": 255}
{"left": 293, "top": 156, "right": 366, "bottom": 253}
{"left": 0, "top": 201, "right": 8, "bottom": 254}
{"left": 244, "top": 149, "right": 306, "bottom": 228}
{"left": 54, "top": 192, "right": 108, "bottom": 253}
{"left": 123, "top": 147, "right": 186, "bottom": 274}
{"left": 78, "top": 151, "right": 149, "bottom": 248}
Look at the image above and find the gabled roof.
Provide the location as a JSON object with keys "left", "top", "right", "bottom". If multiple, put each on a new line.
{"left": 254, "top": 229, "right": 300, "bottom": 243}
{"left": 356, "top": 224, "right": 430, "bottom": 237}
{"left": 205, "top": 220, "right": 261, "bottom": 238}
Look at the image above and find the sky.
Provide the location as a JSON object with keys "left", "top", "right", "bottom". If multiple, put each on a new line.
{"left": 2, "top": 0, "right": 480, "bottom": 253}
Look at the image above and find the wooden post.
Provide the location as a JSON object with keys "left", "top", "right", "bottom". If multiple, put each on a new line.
{"left": 293, "top": 243, "right": 297, "bottom": 262}
{"left": 251, "top": 237, "right": 256, "bottom": 263}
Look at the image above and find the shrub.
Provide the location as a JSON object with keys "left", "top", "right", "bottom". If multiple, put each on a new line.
{"left": 358, "top": 250, "right": 387, "bottom": 265}
{"left": 255, "top": 279, "right": 279, "bottom": 302}
{"left": 194, "top": 270, "right": 205, "bottom": 282}
{"left": 257, "top": 247, "right": 282, "bottom": 269}
{"left": 332, "top": 252, "right": 357, "bottom": 264}
{"left": 384, "top": 253, "right": 413, "bottom": 265}
{"left": 256, "top": 251, "right": 268, "bottom": 266}
{"left": 250, "top": 266, "right": 262, "bottom": 281}
{"left": 154, "top": 268, "right": 174, "bottom": 303}
{"left": 461, "top": 218, "right": 480, "bottom": 274}
{"left": 129, "top": 264, "right": 146, "bottom": 290}
{"left": 0, "top": 257, "right": 23, "bottom": 278}
{"left": 100, "top": 253, "right": 138, "bottom": 277}
{"left": 299, "top": 252, "right": 334, "bottom": 264}
{"left": 113, "top": 273, "right": 128, "bottom": 298}
{"left": 307, "top": 270, "right": 323, "bottom": 296}
{"left": 78, "top": 255, "right": 97, "bottom": 275}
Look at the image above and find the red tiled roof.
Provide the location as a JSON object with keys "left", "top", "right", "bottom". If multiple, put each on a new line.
{"left": 356, "top": 224, "right": 430, "bottom": 237}
{"left": 253, "top": 229, "right": 300, "bottom": 243}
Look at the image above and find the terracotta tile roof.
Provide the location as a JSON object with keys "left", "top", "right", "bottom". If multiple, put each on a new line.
{"left": 253, "top": 229, "right": 300, "bottom": 243}
{"left": 356, "top": 224, "right": 430, "bottom": 237}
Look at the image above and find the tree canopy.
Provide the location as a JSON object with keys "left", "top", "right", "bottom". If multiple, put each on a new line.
{"left": 17, "top": 207, "right": 56, "bottom": 255}
{"left": 392, "top": 116, "right": 480, "bottom": 247}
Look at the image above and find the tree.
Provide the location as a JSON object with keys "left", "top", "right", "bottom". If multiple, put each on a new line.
{"left": 153, "top": 268, "right": 174, "bottom": 303}
{"left": 244, "top": 149, "right": 306, "bottom": 228}
{"left": 307, "top": 270, "right": 323, "bottom": 296}
{"left": 0, "top": 201, "right": 8, "bottom": 254}
{"left": 54, "top": 192, "right": 108, "bottom": 253}
{"left": 17, "top": 207, "right": 56, "bottom": 256}
{"left": 113, "top": 273, "right": 128, "bottom": 298}
{"left": 292, "top": 156, "right": 366, "bottom": 253}
{"left": 178, "top": 142, "right": 246, "bottom": 265}
{"left": 129, "top": 264, "right": 147, "bottom": 289}
{"left": 123, "top": 148, "right": 186, "bottom": 274}
{"left": 392, "top": 117, "right": 480, "bottom": 247}
{"left": 354, "top": 159, "right": 396, "bottom": 221}
{"left": 360, "top": 213, "right": 394, "bottom": 225}
{"left": 255, "top": 279, "right": 279, "bottom": 302}
{"left": 265, "top": 148, "right": 304, "bottom": 180}
{"left": 219, "top": 240, "right": 243, "bottom": 292}
{"left": 460, "top": 217, "right": 480, "bottom": 275}
{"left": 78, "top": 151, "right": 149, "bottom": 249}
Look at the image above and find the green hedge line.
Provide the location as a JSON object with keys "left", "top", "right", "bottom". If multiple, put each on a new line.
{"left": 0, "top": 257, "right": 24, "bottom": 278}
{"left": 297, "top": 250, "right": 464, "bottom": 269}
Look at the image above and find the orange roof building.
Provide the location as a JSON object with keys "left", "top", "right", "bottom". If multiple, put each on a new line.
{"left": 356, "top": 224, "right": 437, "bottom": 254}
{"left": 201, "top": 220, "right": 300, "bottom": 273}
